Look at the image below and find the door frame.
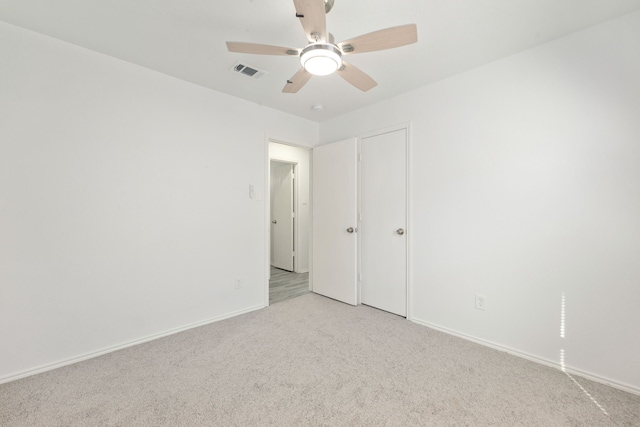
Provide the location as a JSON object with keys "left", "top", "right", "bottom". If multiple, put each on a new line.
{"left": 264, "top": 136, "right": 313, "bottom": 307}
{"left": 357, "top": 122, "right": 412, "bottom": 320}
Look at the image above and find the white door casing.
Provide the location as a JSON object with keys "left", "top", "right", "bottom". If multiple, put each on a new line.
{"left": 360, "top": 128, "right": 408, "bottom": 316}
{"left": 271, "top": 161, "right": 294, "bottom": 271}
{"left": 312, "top": 138, "right": 358, "bottom": 305}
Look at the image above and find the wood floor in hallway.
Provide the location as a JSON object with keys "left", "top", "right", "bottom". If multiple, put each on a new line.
{"left": 269, "top": 266, "right": 309, "bottom": 304}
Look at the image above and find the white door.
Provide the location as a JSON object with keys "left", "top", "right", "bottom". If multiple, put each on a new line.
{"left": 360, "top": 128, "right": 408, "bottom": 316}
{"left": 312, "top": 138, "right": 358, "bottom": 305}
{"left": 271, "top": 161, "right": 294, "bottom": 271}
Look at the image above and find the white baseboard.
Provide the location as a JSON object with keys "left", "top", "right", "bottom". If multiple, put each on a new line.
{"left": 410, "top": 317, "right": 640, "bottom": 396}
{"left": 0, "top": 304, "right": 265, "bottom": 385}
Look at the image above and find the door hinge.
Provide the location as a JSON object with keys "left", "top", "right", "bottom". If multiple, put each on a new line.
{"left": 358, "top": 153, "right": 362, "bottom": 162}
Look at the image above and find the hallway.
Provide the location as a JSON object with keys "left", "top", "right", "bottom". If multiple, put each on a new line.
{"left": 269, "top": 266, "right": 309, "bottom": 304}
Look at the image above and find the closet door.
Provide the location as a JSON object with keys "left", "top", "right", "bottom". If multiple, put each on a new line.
{"left": 360, "top": 128, "right": 408, "bottom": 316}
{"left": 312, "top": 138, "right": 358, "bottom": 305}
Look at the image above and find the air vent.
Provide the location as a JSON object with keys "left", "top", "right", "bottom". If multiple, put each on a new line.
{"left": 232, "top": 63, "right": 267, "bottom": 79}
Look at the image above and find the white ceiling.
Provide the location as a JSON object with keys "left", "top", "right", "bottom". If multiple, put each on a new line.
{"left": 2, "top": 0, "right": 640, "bottom": 122}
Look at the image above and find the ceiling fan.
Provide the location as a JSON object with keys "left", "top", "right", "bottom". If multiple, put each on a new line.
{"left": 226, "top": 0, "right": 417, "bottom": 93}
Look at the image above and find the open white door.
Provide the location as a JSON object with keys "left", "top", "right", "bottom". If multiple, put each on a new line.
{"left": 270, "top": 161, "right": 294, "bottom": 271}
{"left": 312, "top": 138, "right": 358, "bottom": 305}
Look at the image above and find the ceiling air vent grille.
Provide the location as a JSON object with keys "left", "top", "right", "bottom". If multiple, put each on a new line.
{"left": 232, "top": 63, "right": 266, "bottom": 79}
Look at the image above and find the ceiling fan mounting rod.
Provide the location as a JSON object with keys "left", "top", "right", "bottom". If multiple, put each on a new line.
{"left": 324, "top": 0, "right": 335, "bottom": 14}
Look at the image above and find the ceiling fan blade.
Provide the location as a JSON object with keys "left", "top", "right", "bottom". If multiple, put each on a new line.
{"left": 282, "top": 68, "right": 313, "bottom": 93}
{"left": 226, "top": 41, "right": 300, "bottom": 56}
{"left": 293, "top": 0, "right": 327, "bottom": 42}
{"left": 336, "top": 61, "right": 377, "bottom": 92}
{"left": 338, "top": 24, "right": 417, "bottom": 55}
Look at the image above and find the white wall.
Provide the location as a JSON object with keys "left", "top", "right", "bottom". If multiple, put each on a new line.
{"left": 0, "top": 22, "right": 318, "bottom": 382}
{"left": 269, "top": 142, "right": 311, "bottom": 273}
{"left": 321, "top": 11, "right": 640, "bottom": 393}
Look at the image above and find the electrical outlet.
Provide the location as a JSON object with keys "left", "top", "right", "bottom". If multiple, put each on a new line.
{"left": 234, "top": 278, "right": 242, "bottom": 289}
{"left": 475, "top": 294, "right": 486, "bottom": 311}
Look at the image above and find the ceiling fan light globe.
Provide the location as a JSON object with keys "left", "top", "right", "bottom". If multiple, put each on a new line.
{"left": 304, "top": 56, "right": 340, "bottom": 76}
{"left": 300, "top": 44, "right": 342, "bottom": 76}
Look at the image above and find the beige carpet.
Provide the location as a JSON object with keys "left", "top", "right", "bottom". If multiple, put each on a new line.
{"left": 1, "top": 293, "right": 638, "bottom": 426}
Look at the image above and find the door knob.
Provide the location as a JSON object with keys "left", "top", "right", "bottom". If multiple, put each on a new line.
{"left": 346, "top": 227, "right": 354, "bottom": 233}
{"left": 272, "top": 220, "right": 277, "bottom": 224}
{"left": 396, "top": 228, "right": 405, "bottom": 235}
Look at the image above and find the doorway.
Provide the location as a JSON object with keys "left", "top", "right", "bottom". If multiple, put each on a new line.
{"left": 268, "top": 141, "right": 311, "bottom": 305}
